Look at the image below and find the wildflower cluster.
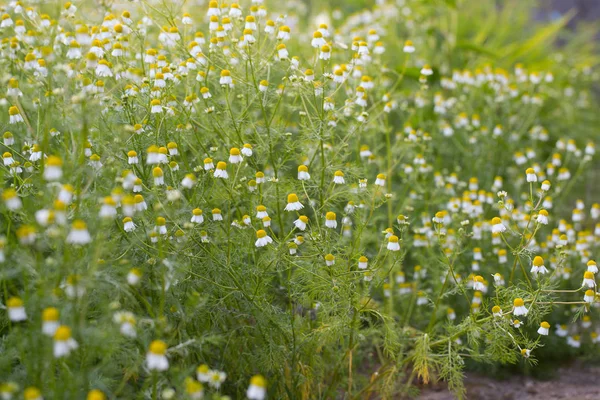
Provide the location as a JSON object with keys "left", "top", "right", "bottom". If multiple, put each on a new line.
{"left": 0, "top": 0, "right": 598, "bottom": 398}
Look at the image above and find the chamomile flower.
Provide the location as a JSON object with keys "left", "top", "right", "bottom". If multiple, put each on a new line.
{"left": 8, "top": 106, "right": 23, "bottom": 124}
{"left": 325, "top": 212, "right": 337, "bottom": 229}
{"left": 41, "top": 307, "right": 60, "bottom": 336}
{"left": 6, "top": 296, "right": 26, "bottom": 322}
{"left": 526, "top": 167, "right": 537, "bottom": 182}
{"left": 214, "top": 162, "right": 228, "bottom": 178}
{"left": 285, "top": 193, "right": 303, "bottom": 211}
{"left": 255, "top": 229, "right": 272, "bottom": 247}
{"left": 537, "top": 321, "right": 550, "bottom": 336}
{"left": 44, "top": 156, "right": 63, "bottom": 181}
{"left": 582, "top": 271, "right": 596, "bottom": 288}
{"left": 472, "top": 275, "right": 485, "bottom": 291}
{"left": 127, "top": 268, "right": 142, "bottom": 286}
{"left": 23, "top": 387, "right": 43, "bottom": 400}
{"left": 333, "top": 170, "right": 345, "bottom": 184}
{"left": 584, "top": 289, "right": 596, "bottom": 304}
{"left": 513, "top": 298, "right": 528, "bottom": 316}
{"left": 358, "top": 256, "right": 368, "bottom": 270}
{"left": 53, "top": 325, "right": 78, "bottom": 358}
{"left": 146, "top": 340, "right": 169, "bottom": 371}
{"left": 2, "top": 188, "right": 21, "bottom": 211}
{"left": 113, "top": 311, "right": 136, "bottom": 338}
{"left": 403, "top": 40, "right": 415, "bottom": 53}
{"left": 492, "top": 305, "right": 502, "bottom": 318}
{"left": 297, "top": 165, "right": 310, "bottom": 180}
{"left": 123, "top": 217, "right": 136, "bottom": 232}
{"left": 293, "top": 216, "right": 308, "bottom": 231}
{"left": 66, "top": 220, "right": 92, "bottom": 245}
{"left": 229, "top": 148, "right": 242, "bottom": 164}
{"left": 153, "top": 167, "right": 164, "bottom": 186}
{"left": 530, "top": 256, "right": 548, "bottom": 276}
{"left": 181, "top": 174, "right": 197, "bottom": 189}
{"left": 185, "top": 378, "right": 204, "bottom": 399}
{"left": 375, "top": 173, "right": 386, "bottom": 186}
{"left": 537, "top": 209, "right": 549, "bottom": 225}
{"left": 387, "top": 235, "right": 400, "bottom": 251}
{"left": 491, "top": 217, "right": 506, "bottom": 234}
{"left": 587, "top": 260, "right": 598, "bottom": 273}
{"left": 247, "top": 375, "right": 267, "bottom": 400}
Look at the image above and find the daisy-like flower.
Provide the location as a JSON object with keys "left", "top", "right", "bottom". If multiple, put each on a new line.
{"left": 493, "top": 273, "right": 505, "bottom": 286}
{"left": 123, "top": 217, "right": 136, "bottom": 232}
{"left": 521, "top": 349, "right": 531, "bottom": 358}
{"left": 375, "top": 173, "right": 386, "bottom": 186}
{"left": 276, "top": 44, "right": 289, "bottom": 60}
{"left": 584, "top": 289, "right": 596, "bottom": 304}
{"left": 541, "top": 179, "right": 551, "bottom": 191}
{"left": 44, "top": 156, "right": 63, "bottom": 181}
{"left": 491, "top": 217, "right": 506, "bottom": 234}
{"left": 155, "top": 217, "right": 167, "bottom": 235}
{"left": 23, "top": 387, "right": 43, "bottom": 400}
{"left": 525, "top": 167, "right": 537, "bottom": 182}
{"left": 403, "top": 40, "right": 415, "bottom": 53}
{"left": 208, "top": 370, "right": 226, "bottom": 389}
{"left": 472, "top": 275, "right": 485, "bottom": 291}
{"left": 113, "top": 311, "right": 137, "bottom": 338}
{"left": 66, "top": 220, "right": 92, "bottom": 245}
{"left": 256, "top": 205, "right": 268, "bottom": 219}
{"left": 247, "top": 375, "right": 267, "bottom": 400}
{"left": 150, "top": 99, "right": 162, "bottom": 113}
{"left": 324, "top": 253, "right": 335, "bottom": 266}
{"left": 99, "top": 197, "right": 117, "bottom": 219}
{"left": 53, "top": 325, "right": 78, "bottom": 358}
{"left": 492, "top": 305, "right": 502, "bottom": 318}
{"left": 146, "top": 340, "right": 169, "bottom": 371}
{"left": 42, "top": 307, "right": 60, "bottom": 336}
{"left": 204, "top": 158, "right": 215, "bottom": 171}
{"left": 229, "top": 147, "right": 242, "bottom": 164}
{"left": 127, "top": 268, "right": 142, "bottom": 286}
{"left": 587, "top": 260, "right": 598, "bottom": 273}
{"left": 530, "top": 256, "right": 548, "bottom": 276}
{"left": 537, "top": 209, "right": 549, "bottom": 225}
{"left": 7, "top": 296, "right": 26, "bottom": 322}
{"left": 87, "top": 390, "right": 106, "bottom": 400}
{"left": 220, "top": 69, "right": 232, "bottom": 86}
{"left": 537, "top": 321, "right": 550, "bottom": 336}
{"left": 285, "top": 193, "right": 303, "bottom": 211}
{"left": 255, "top": 229, "right": 272, "bottom": 247}
{"left": 242, "top": 143, "right": 253, "bottom": 157}
{"left": 214, "top": 162, "right": 228, "bottom": 178}
{"left": 420, "top": 64, "right": 433, "bottom": 76}
{"left": 513, "top": 298, "right": 528, "bottom": 316}
{"left": 293, "top": 215, "right": 308, "bottom": 231}
{"left": 297, "top": 165, "right": 310, "bottom": 180}
{"left": 185, "top": 378, "right": 204, "bottom": 400}
{"left": 181, "top": 173, "right": 197, "bottom": 189}
{"left": 153, "top": 167, "right": 164, "bottom": 185}
{"left": 325, "top": 212, "right": 337, "bottom": 229}
{"left": 2, "top": 188, "right": 21, "bottom": 211}
{"left": 358, "top": 256, "right": 368, "bottom": 270}
{"left": 191, "top": 208, "right": 204, "bottom": 224}
{"left": 212, "top": 208, "right": 223, "bottom": 221}
{"left": 583, "top": 271, "right": 596, "bottom": 288}
{"left": 127, "top": 150, "right": 138, "bottom": 164}
{"left": 8, "top": 106, "right": 23, "bottom": 124}
{"left": 333, "top": 170, "right": 345, "bottom": 184}
{"left": 197, "top": 364, "right": 211, "bottom": 382}
{"left": 387, "top": 235, "right": 400, "bottom": 251}
{"left": 447, "top": 308, "right": 456, "bottom": 320}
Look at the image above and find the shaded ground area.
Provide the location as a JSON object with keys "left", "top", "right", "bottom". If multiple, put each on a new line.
{"left": 417, "top": 363, "right": 600, "bottom": 400}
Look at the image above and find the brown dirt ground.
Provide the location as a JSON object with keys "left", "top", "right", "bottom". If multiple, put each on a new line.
{"left": 416, "top": 364, "right": 600, "bottom": 400}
